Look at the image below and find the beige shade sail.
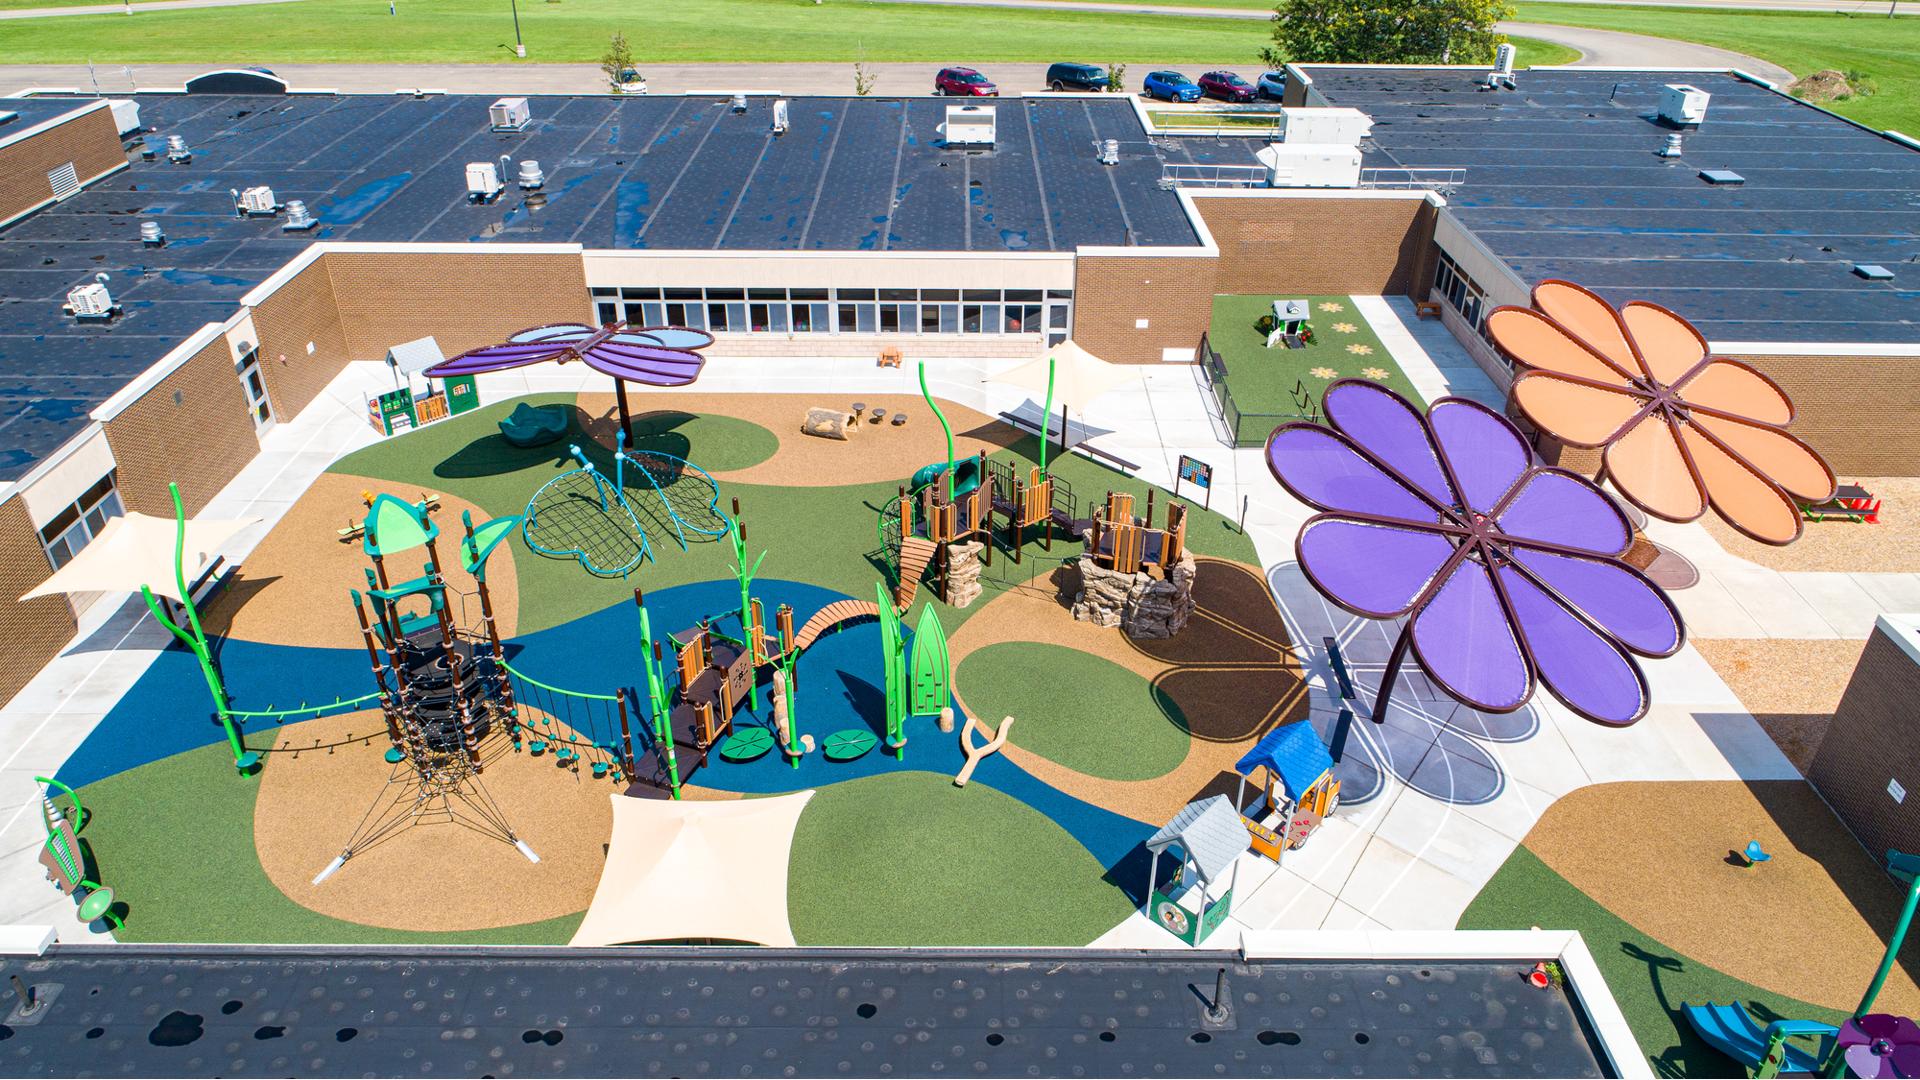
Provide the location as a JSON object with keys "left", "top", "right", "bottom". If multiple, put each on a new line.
{"left": 568, "top": 789, "right": 815, "bottom": 948}
{"left": 20, "top": 511, "right": 258, "bottom": 603}
{"left": 990, "top": 340, "right": 1143, "bottom": 413}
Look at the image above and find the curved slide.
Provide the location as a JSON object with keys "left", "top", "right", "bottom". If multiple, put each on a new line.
{"left": 1681, "top": 1002, "right": 1836, "bottom": 1076}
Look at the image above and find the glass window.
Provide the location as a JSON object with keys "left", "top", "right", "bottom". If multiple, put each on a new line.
{"left": 1046, "top": 289, "right": 1074, "bottom": 299}
{"left": 39, "top": 475, "right": 122, "bottom": 571}
{"left": 726, "top": 302, "right": 747, "bottom": 331}
{"left": 591, "top": 287, "right": 617, "bottom": 298}
{"left": 939, "top": 304, "right": 959, "bottom": 334}
{"left": 706, "top": 303, "right": 730, "bottom": 332}
{"left": 962, "top": 304, "right": 983, "bottom": 333}
{"left": 921, "top": 305, "right": 942, "bottom": 334}
{"left": 750, "top": 303, "right": 772, "bottom": 332}
{"left": 1049, "top": 304, "right": 1069, "bottom": 330}
{"left": 641, "top": 302, "right": 665, "bottom": 326}
{"left": 856, "top": 304, "right": 877, "bottom": 334}
{"left": 838, "top": 304, "right": 859, "bottom": 334}
{"left": 962, "top": 289, "right": 999, "bottom": 302}
{"left": 807, "top": 303, "right": 829, "bottom": 331}
{"left": 597, "top": 302, "right": 619, "bottom": 325}
{"left": 1004, "top": 305, "right": 1040, "bottom": 333}
{"left": 622, "top": 302, "right": 649, "bottom": 324}
{"left": 880, "top": 288, "right": 917, "bottom": 302}
{"left": 921, "top": 289, "right": 959, "bottom": 302}
{"left": 749, "top": 288, "right": 787, "bottom": 301}
{"left": 664, "top": 288, "right": 703, "bottom": 301}
{"left": 791, "top": 304, "right": 814, "bottom": 333}
{"left": 791, "top": 288, "right": 829, "bottom": 301}
{"left": 1005, "top": 289, "right": 1042, "bottom": 302}
{"left": 708, "top": 288, "right": 745, "bottom": 301}
{"left": 769, "top": 306, "right": 788, "bottom": 333}
{"left": 621, "top": 287, "right": 661, "bottom": 300}
{"left": 879, "top": 305, "right": 900, "bottom": 333}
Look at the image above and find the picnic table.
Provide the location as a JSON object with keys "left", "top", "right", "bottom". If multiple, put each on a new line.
{"left": 1802, "top": 482, "right": 1880, "bottom": 524}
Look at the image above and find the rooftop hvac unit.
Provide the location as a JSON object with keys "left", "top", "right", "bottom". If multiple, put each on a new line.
{"left": 516, "top": 159, "right": 545, "bottom": 189}
{"left": 234, "top": 186, "right": 279, "bottom": 217}
{"left": 1097, "top": 138, "right": 1119, "bottom": 166}
{"left": 1659, "top": 84, "right": 1710, "bottom": 127}
{"left": 282, "top": 200, "right": 317, "bottom": 231}
{"left": 942, "top": 104, "right": 996, "bottom": 148}
{"left": 65, "top": 281, "right": 118, "bottom": 321}
{"left": 772, "top": 99, "right": 790, "bottom": 135}
{"left": 1493, "top": 43, "right": 1517, "bottom": 77}
{"left": 729, "top": 93, "right": 748, "bottom": 114}
{"left": 466, "top": 161, "right": 505, "bottom": 203}
{"left": 1277, "top": 107, "right": 1372, "bottom": 145}
{"left": 1255, "top": 142, "right": 1362, "bottom": 188}
{"left": 107, "top": 99, "right": 142, "bottom": 135}
{"left": 166, "top": 134, "right": 192, "bottom": 164}
{"left": 489, "top": 97, "right": 531, "bottom": 132}
{"left": 140, "top": 221, "right": 166, "bottom": 247}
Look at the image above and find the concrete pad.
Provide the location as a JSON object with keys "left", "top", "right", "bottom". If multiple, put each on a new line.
{"left": 1369, "top": 792, "right": 1517, "bottom": 888}
{"left": 1672, "top": 572, "right": 1768, "bottom": 640}
{"left": 1719, "top": 568, "right": 1843, "bottom": 638}
{"left": 1785, "top": 573, "right": 1886, "bottom": 639}
{"left": 1335, "top": 836, "right": 1482, "bottom": 930}
{"left": 1233, "top": 871, "right": 1339, "bottom": 930}
{"left": 1854, "top": 574, "right": 1920, "bottom": 617}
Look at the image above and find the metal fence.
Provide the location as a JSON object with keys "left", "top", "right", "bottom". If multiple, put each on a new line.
{"left": 1358, "top": 167, "right": 1467, "bottom": 195}
{"left": 1161, "top": 163, "right": 1273, "bottom": 189}
{"left": 1197, "top": 332, "right": 1323, "bottom": 447}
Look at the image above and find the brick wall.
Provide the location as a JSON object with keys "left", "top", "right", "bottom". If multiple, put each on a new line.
{"left": 248, "top": 255, "right": 351, "bottom": 422}
{"left": 1072, "top": 195, "right": 1436, "bottom": 364}
{"left": 0, "top": 498, "right": 76, "bottom": 708}
{"left": 1728, "top": 353, "right": 1920, "bottom": 477}
{"left": 0, "top": 104, "right": 126, "bottom": 227}
{"left": 101, "top": 334, "right": 259, "bottom": 518}
{"left": 325, "top": 250, "right": 592, "bottom": 358}
{"left": 1810, "top": 626, "right": 1920, "bottom": 863}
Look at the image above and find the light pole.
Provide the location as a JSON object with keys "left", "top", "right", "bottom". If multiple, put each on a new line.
{"left": 509, "top": 0, "right": 525, "bottom": 57}
{"left": 1820, "top": 849, "right": 1920, "bottom": 1077}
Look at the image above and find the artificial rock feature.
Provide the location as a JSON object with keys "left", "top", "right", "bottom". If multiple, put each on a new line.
{"left": 942, "top": 541, "right": 984, "bottom": 609}
{"left": 1064, "top": 552, "right": 1196, "bottom": 639}
{"left": 801, "top": 408, "right": 856, "bottom": 440}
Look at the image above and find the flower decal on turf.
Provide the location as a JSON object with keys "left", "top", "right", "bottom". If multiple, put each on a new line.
{"left": 1362, "top": 367, "right": 1390, "bottom": 381}
{"left": 1311, "top": 366, "right": 1339, "bottom": 379}
{"left": 1487, "top": 280, "right": 1835, "bottom": 545}
{"left": 1265, "top": 379, "right": 1684, "bottom": 726}
{"left": 1345, "top": 343, "right": 1374, "bottom": 356}
{"left": 1318, "top": 301, "right": 1345, "bottom": 313}
{"left": 1332, "top": 322, "right": 1358, "bottom": 334}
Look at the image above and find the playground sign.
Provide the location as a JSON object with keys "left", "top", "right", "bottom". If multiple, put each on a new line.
{"left": 1176, "top": 454, "right": 1213, "bottom": 509}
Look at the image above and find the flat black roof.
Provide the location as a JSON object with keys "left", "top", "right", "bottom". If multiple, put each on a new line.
{"left": 0, "top": 945, "right": 1614, "bottom": 1077}
{"left": 0, "top": 97, "right": 96, "bottom": 134}
{"left": 1300, "top": 67, "right": 1920, "bottom": 345}
{"left": 0, "top": 91, "right": 1254, "bottom": 482}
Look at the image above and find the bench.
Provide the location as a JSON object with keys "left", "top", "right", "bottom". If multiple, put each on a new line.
{"left": 1801, "top": 482, "right": 1880, "bottom": 524}
{"left": 1414, "top": 301, "right": 1443, "bottom": 320}
{"left": 877, "top": 345, "right": 903, "bottom": 368}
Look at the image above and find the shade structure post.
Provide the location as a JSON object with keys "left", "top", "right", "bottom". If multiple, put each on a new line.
{"left": 919, "top": 361, "right": 955, "bottom": 500}
{"left": 144, "top": 481, "right": 255, "bottom": 772}
{"left": 1372, "top": 623, "right": 1413, "bottom": 725}
{"left": 614, "top": 378, "right": 633, "bottom": 444}
{"left": 1822, "top": 857, "right": 1920, "bottom": 1076}
{"left": 1038, "top": 355, "right": 1056, "bottom": 478}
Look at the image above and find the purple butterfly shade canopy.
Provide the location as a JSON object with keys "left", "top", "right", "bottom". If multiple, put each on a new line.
{"left": 425, "top": 322, "right": 713, "bottom": 440}
{"left": 1265, "top": 380, "right": 1684, "bottom": 728}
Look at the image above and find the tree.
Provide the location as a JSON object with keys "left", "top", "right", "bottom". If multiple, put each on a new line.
{"left": 1107, "top": 62, "right": 1127, "bottom": 93}
{"left": 1260, "top": 0, "right": 1512, "bottom": 68}
{"left": 600, "top": 31, "right": 636, "bottom": 91}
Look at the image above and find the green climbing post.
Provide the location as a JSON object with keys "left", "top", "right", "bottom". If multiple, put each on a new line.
{"left": 1822, "top": 849, "right": 1920, "bottom": 1077}
{"left": 725, "top": 501, "right": 767, "bottom": 711}
{"left": 1038, "top": 353, "right": 1056, "bottom": 480}
{"left": 141, "top": 482, "right": 255, "bottom": 772}
{"left": 633, "top": 590, "right": 680, "bottom": 799}
{"left": 876, "top": 581, "right": 907, "bottom": 759}
{"left": 918, "top": 361, "right": 955, "bottom": 500}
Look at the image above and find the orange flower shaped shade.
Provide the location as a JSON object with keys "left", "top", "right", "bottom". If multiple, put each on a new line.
{"left": 1487, "top": 280, "right": 1836, "bottom": 545}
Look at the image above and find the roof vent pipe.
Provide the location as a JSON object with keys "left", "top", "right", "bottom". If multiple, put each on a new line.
{"left": 282, "top": 200, "right": 317, "bottom": 231}
{"left": 730, "top": 93, "right": 748, "bottom": 113}
{"left": 1098, "top": 138, "right": 1119, "bottom": 166}
{"left": 1658, "top": 132, "right": 1684, "bottom": 158}
{"left": 771, "top": 99, "right": 790, "bottom": 135}
{"left": 139, "top": 220, "right": 166, "bottom": 247}
{"left": 165, "top": 134, "right": 191, "bottom": 164}
{"left": 516, "top": 159, "right": 545, "bottom": 189}
{"left": 1493, "top": 43, "right": 1516, "bottom": 77}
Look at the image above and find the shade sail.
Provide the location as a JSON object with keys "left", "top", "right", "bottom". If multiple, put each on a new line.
{"left": 569, "top": 789, "right": 815, "bottom": 947}
{"left": 425, "top": 323, "right": 708, "bottom": 387}
{"left": 990, "top": 340, "right": 1142, "bottom": 413}
{"left": 21, "top": 511, "right": 257, "bottom": 603}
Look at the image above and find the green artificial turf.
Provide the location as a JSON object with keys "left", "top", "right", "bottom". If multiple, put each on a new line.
{"left": 0, "top": 0, "right": 1273, "bottom": 63}
{"left": 956, "top": 643, "right": 1188, "bottom": 782}
{"left": 1208, "top": 294, "right": 1421, "bottom": 445}
{"left": 1460, "top": 845, "right": 1845, "bottom": 1077}
{"left": 1511, "top": 3, "right": 1920, "bottom": 135}
{"left": 73, "top": 732, "right": 583, "bottom": 944}
{"left": 786, "top": 771, "right": 1135, "bottom": 945}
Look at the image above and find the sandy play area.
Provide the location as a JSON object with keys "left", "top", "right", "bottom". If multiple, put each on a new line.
{"left": 1694, "top": 638, "right": 1865, "bottom": 772}
{"left": 1700, "top": 476, "right": 1919, "bottom": 573}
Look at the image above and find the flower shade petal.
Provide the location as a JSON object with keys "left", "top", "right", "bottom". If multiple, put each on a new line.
{"left": 1497, "top": 565, "right": 1649, "bottom": 725}
{"left": 1679, "top": 425, "right": 1804, "bottom": 544}
{"left": 1323, "top": 381, "right": 1454, "bottom": 507}
{"left": 1511, "top": 371, "right": 1647, "bottom": 447}
{"left": 1487, "top": 307, "right": 1632, "bottom": 386}
{"left": 1677, "top": 359, "right": 1794, "bottom": 426}
{"left": 1429, "top": 399, "right": 1531, "bottom": 513}
{"left": 1534, "top": 281, "right": 1639, "bottom": 377}
{"left": 1266, "top": 426, "right": 1438, "bottom": 522}
{"left": 1605, "top": 415, "right": 1708, "bottom": 521}
{"left": 511, "top": 324, "right": 594, "bottom": 343}
{"left": 1299, "top": 517, "right": 1457, "bottom": 618}
{"left": 1621, "top": 302, "right": 1709, "bottom": 385}
{"left": 1511, "top": 548, "right": 1682, "bottom": 656}
{"left": 1693, "top": 412, "right": 1836, "bottom": 503}
{"left": 1496, "top": 470, "right": 1632, "bottom": 557}
{"left": 1412, "top": 559, "right": 1531, "bottom": 712}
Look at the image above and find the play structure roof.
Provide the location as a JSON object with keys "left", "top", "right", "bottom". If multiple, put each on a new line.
{"left": 569, "top": 790, "right": 815, "bottom": 947}
{"left": 19, "top": 510, "right": 257, "bottom": 603}
{"left": 1145, "top": 796, "right": 1250, "bottom": 888}
{"left": 1264, "top": 379, "right": 1684, "bottom": 726}
{"left": 427, "top": 323, "right": 709, "bottom": 386}
{"left": 1298, "top": 67, "right": 1920, "bottom": 346}
{"left": 384, "top": 336, "right": 445, "bottom": 378}
{"left": 1236, "top": 721, "right": 1334, "bottom": 803}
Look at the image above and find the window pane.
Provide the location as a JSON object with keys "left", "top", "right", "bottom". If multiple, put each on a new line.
{"left": 880, "top": 288, "right": 916, "bottom": 302}
{"left": 979, "top": 304, "right": 1001, "bottom": 332}
{"left": 856, "top": 304, "right": 877, "bottom": 334}
{"left": 664, "top": 288, "right": 702, "bottom": 301}
{"left": 962, "top": 289, "right": 999, "bottom": 301}
{"left": 838, "top": 288, "right": 876, "bottom": 301}
{"left": 962, "top": 305, "right": 982, "bottom": 333}
{"left": 46, "top": 537, "right": 72, "bottom": 570}
{"left": 749, "top": 288, "right": 787, "bottom": 301}
{"left": 591, "top": 287, "right": 618, "bottom": 298}
{"left": 726, "top": 303, "right": 747, "bottom": 330}
{"left": 38, "top": 504, "right": 80, "bottom": 543}
{"left": 921, "top": 305, "right": 941, "bottom": 333}
{"left": 791, "top": 305, "right": 811, "bottom": 332}
{"left": 1049, "top": 304, "right": 1069, "bottom": 330}
{"left": 624, "top": 302, "right": 649, "bottom": 324}
{"left": 1046, "top": 289, "right": 1073, "bottom": 299}
{"left": 769, "top": 306, "right": 788, "bottom": 333}
{"left": 642, "top": 302, "right": 666, "bottom": 326}
{"left": 838, "top": 305, "right": 859, "bottom": 333}
{"left": 597, "top": 302, "right": 620, "bottom": 325}
{"left": 809, "top": 303, "right": 829, "bottom": 331}
{"left": 879, "top": 305, "right": 900, "bottom": 333}
{"left": 921, "top": 289, "right": 959, "bottom": 302}
{"left": 940, "top": 304, "right": 959, "bottom": 334}
{"left": 708, "top": 288, "right": 745, "bottom": 301}
{"left": 84, "top": 507, "right": 105, "bottom": 535}
{"left": 750, "top": 304, "right": 771, "bottom": 332}
{"left": 791, "top": 288, "right": 829, "bottom": 301}
{"left": 1005, "top": 289, "right": 1041, "bottom": 302}
{"left": 707, "top": 303, "right": 730, "bottom": 331}
{"left": 621, "top": 287, "right": 661, "bottom": 300}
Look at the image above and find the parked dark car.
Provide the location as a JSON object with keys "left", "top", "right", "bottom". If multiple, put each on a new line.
{"left": 1142, "top": 70, "right": 1202, "bottom": 103}
{"left": 1198, "top": 71, "right": 1257, "bottom": 102}
{"left": 935, "top": 67, "right": 999, "bottom": 96}
{"left": 1256, "top": 70, "right": 1288, "bottom": 100}
{"left": 1046, "top": 62, "right": 1109, "bottom": 92}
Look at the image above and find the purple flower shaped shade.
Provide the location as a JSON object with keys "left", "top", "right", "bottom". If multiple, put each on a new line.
{"left": 426, "top": 322, "right": 708, "bottom": 386}
{"left": 1266, "top": 380, "right": 1684, "bottom": 727}
{"left": 1840, "top": 1014, "right": 1920, "bottom": 1079}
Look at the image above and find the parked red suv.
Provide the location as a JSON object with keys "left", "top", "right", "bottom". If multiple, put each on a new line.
{"left": 1198, "top": 71, "right": 1257, "bottom": 103}
{"left": 934, "top": 67, "right": 999, "bottom": 96}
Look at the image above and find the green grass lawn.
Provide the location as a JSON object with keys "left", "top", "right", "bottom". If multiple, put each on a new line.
{"left": 956, "top": 643, "right": 1188, "bottom": 781}
{"left": 1512, "top": 2, "right": 1920, "bottom": 134}
{"left": 1461, "top": 846, "right": 1845, "bottom": 1077}
{"left": 1207, "top": 294, "right": 1421, "bottom": 445}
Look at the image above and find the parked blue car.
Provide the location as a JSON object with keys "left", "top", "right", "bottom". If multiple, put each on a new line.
{"left": 1143, "top": 70, "right": 1203, "bottom": 103}
{"left": 1257, "top": 70, "right": 1288, "bottom": 100}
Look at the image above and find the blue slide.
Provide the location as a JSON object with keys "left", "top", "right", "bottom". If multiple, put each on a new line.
{"left": 1682, "top": 1002, "right": 1836, "bottom": 1076}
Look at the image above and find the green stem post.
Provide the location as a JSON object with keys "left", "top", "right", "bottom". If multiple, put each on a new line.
{"left": 145, "top": 482, "right": 252, "bottom": 771}
{"left": 919, "top": 362, "right": 954, "bottom": 497}
{"left": 634, "top": 599, "right": 680, "bottom": 799}
{"left": 1038, "top": 355, "right": 1056, "bottom": 479}
{"left": 1823, "top": 855, "right": 1920, "bottom": 1076}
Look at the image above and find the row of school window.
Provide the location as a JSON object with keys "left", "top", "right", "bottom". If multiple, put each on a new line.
{"left": 590, "top": 287, "right": 1072, "bottom": 339}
